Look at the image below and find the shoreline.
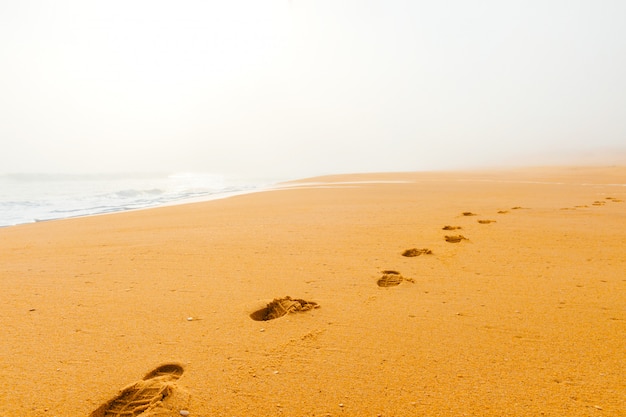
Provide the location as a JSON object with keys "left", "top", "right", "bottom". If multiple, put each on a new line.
{"left": 1, "top": 165, "right": 625, "bottom": 416}
{"left": 0, "top": 172, "right": 285, "bottom": 228}
{"left": 4, "top": 164, "right": 625, "bottom": 229}
{"left": 0, "top": 181, "right": 275, "bottom": 229}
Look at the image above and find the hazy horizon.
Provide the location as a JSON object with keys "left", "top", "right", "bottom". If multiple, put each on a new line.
{"left": 1, "top": 1, "right": 625, "bottom": 178}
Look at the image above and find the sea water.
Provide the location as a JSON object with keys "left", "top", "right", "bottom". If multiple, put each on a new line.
{"left": 0, "top": 172, "right": 280, "bottom": 227}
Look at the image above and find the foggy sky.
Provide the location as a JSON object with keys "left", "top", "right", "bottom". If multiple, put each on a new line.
{"left": 1, "top": 0, "right": 625, "bottom": 178}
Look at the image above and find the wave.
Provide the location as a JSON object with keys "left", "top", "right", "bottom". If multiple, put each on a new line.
{"left": 113, "top": 188, "right": 165, "bottom": 198}
{"left": 0, "top": 173, "right": 274, "bottom": 227}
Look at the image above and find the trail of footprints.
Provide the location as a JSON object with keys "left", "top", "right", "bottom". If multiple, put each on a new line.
{"left": 378, "top": 195, "right": 623, "bottom": 288}
{"left": 377, "top": 209, "right": 496, "bottom": 287}
{"left": 90, "top": 194, "right": 623, "bottom": 416}
{"left": 562, "top": 196, "right": 623, "bottom": 209}
{"left": 241, "top": 197, "right": 625, "bottom": 316}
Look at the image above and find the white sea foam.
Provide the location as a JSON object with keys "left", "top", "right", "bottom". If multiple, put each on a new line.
{"left": 0, "top": 172, "right": 279, "bottom": 227}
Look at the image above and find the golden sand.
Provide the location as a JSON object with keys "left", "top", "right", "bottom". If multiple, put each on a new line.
{"left": 1, "top": 166, "right": 624, "bottom": 416}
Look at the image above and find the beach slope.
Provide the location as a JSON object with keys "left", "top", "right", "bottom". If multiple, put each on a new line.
{"left": 1, "top": 166, "right": 624, "bottom": 416}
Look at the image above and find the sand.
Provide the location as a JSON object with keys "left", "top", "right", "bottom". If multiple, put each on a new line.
{"left": 1, "top": 166, "right": 624, "bottom": 416}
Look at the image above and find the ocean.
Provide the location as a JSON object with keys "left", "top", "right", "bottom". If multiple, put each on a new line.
{"left": 0, "top": 172, "right": 281, "bottom": 227}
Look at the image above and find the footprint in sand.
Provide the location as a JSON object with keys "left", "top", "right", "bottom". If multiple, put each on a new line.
{"left": 477, "top": 219, "right": 496, "bottom": 224}
{"left": 90, "top": 363, "right": 185, "bottom": 417}
{"left": 442, "top": 225, "right": 462, "bottom": 230}
{"left": 462, "top": 212, "right": 477, "bottom": 216}
{"left": 606, "top": 197, "right": 624, "bottom": 203}
{"left": 249, "top": 296, "right": 319, "bottom": 321}
{"left": 445, "top": 235, "right": 468, "bottom": 243}
{"left": 377, "top": 270, "right": 415, "bottom": 287}
{"left": 402, "top": 248, "right": 433, "bottom": 257}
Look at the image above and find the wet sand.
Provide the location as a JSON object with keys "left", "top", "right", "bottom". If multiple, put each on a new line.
{"left": 1, "top": 166, "right": 624, "bottom": 416}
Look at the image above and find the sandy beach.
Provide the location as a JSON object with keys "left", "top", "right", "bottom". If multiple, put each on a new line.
{"left": 1, "top": 166, "right": 624, "bottom": 417}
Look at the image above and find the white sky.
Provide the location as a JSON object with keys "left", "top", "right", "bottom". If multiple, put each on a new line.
{"left": 1, "top": 0, "right": 625, "bottom": 177}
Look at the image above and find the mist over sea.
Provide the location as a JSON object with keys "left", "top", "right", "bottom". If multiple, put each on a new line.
{"left": 0, "top": 172, "right": 281, "bottom": 227}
